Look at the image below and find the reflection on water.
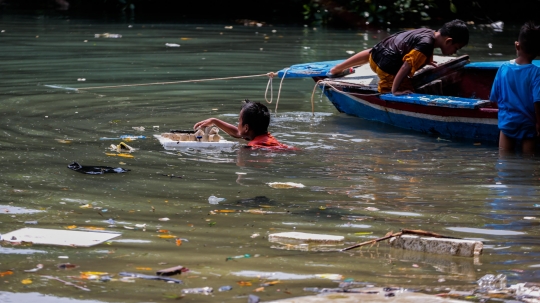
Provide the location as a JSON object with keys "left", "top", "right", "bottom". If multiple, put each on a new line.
{"left": 0, "top": 14, "right": 539, "bottom": 303}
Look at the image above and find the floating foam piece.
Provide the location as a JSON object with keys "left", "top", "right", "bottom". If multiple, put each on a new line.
{"left": 389, "top": 235, "right": 483, "bottom": 257}
{"left": 154, "top": 134, "right": 236, "bottom": 150}
{"left": 1, "top": 228, "right": 121, "bottom": 247}
{"left": 268, "top": 232, "right": 344, "bottom": 245}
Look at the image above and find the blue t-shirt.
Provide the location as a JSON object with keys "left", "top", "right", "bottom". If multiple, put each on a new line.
{"left": 490, "top": 60, "right": 540, "bottom": 139}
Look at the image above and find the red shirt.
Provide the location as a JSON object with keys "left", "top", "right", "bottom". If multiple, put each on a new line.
{"left": 247, "top": 133, "right": 295, "bottom": 150}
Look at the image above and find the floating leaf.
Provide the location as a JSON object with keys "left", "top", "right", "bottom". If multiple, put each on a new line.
{"left": 175, "top": 239, "right": 182, "bottom": 246}
{"left": 21, "top": 279, "right": 32, "bottom": 284}
{"left": 136, "top": 267, "right": 152, "bottom": 270}
{"left": 55, "top": 139, "right": 72, "bottom": 144}
{"left": 0, "top": 270, "right": 13, "bottom": 277}
{"left": 118, "top": 153, "right": 134, "bottom": 158}
{"left": 65, "top": 225, "right": 77, "bottom": 230}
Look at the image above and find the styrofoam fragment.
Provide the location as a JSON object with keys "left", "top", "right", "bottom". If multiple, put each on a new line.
{"left": 389, "top": 235, "right": 483, "bottom": 257}
{"left": 268, "top": 232, "right": 344, "bottom": 245}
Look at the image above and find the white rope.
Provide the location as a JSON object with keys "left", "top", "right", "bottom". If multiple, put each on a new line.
{"left": 264, "top": 69, "right": 289, "bottom": 113}
{"left": 76, "top": 73, "right": 270, "bottom": 90}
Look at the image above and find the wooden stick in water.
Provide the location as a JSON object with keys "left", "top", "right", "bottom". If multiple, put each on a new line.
{"left": 341, "top": 231, "right": 402, "bottom": 252}
{"left": 341, "top": 229, "right": 460, "bottom": 251}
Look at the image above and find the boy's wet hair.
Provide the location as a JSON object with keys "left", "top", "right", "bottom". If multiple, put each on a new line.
{"left": 439, "top": 19, "right": 469, "bottom": 46}
{"left": 241, "top": 99, "right": 270, "bottom": 136}
{"left": 519, "top": 21, "right": 540, "bottom": 56}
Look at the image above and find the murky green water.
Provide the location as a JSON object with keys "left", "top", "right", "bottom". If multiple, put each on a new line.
{"left": 0, "top": 14, "right": 538, "bottom": 303}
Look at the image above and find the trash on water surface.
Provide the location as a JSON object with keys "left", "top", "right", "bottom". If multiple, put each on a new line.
{"left": 68, "top": 162, "right": 130, "bottom": 175}
{"left": 57, "top": 263, "right": 78, "bottom": 270}
{"left": 132, "top": 126, "right": 145, "bottom": 131}
{"left": 208, "top": 195, "right": 225, "bottom": 204}
{"left": 1, "top": 228, "right": 121, "bottom": 247}
{"left": 268, "top": 232, "right": 344, "bottom": 245}
{"left": 218, "top": 285, "right": 233, "bottom": 292}
{"left": 226, "top": 254, "right": 251, "bottom": 261}
{"left": 181, "top": 287, "right": 213, "bottom": 294}
{"left": 95, "top": 33, "right": 122, "bottom": 38}
{"left": 156, "top": 265, "right": 189, "bottom": 276}
{"left": 248, "top": 294, "right": 260, "bottom": 303}
{"left": 119, "top": 272, "right": 183, "bottom": 284}
{"left": 477, "top": 274, "right": 507, "bottom": 290}
{"left": 267, "top": 182, "right": 305, "bottom": 189}
{"left": 24, "top": 264, "right": 43, "bottom": 272}
{"left": 100, "top": 135, "right": 146, "bottom": 140}
{"left": 165, "top": 43, "right": 180, "bottom": 47}
{"left": 109, "top": 142, "right": 136, "bottom": 153}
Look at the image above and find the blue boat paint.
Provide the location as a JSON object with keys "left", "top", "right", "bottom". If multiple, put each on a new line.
{"left": 380, "top": 93, "right": 488, "bottom": 109}
{"left": 324, "top": 88, "right": 498, "bottom": 142}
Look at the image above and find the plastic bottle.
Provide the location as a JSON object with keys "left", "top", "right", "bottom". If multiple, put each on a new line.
{"left": 303, "top": 287, "right": 320, "bottom": 292}
{"left": 181, "top": 287, "right": 213, "bottom": 294}
{"left": 225, "top": 254, "right": 251, "bottom": 261}
{"left": 218, "top": 285, "right": 233, "bottom": 292}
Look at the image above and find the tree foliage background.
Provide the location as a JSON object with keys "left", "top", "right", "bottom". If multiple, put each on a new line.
{"left": 1, "top": 0, "right": 538, "bottom": 28}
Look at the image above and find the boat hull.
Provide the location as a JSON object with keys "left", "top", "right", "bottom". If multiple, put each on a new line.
{"left": 324, "top": 88, "right": 499, "bottom": 142}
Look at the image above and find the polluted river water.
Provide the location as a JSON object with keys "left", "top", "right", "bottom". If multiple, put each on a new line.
{"left": 0, "top": 14, "right": 539, "bottom": 303}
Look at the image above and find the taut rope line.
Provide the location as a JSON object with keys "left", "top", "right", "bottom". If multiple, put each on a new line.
{"left": 76, "top": 73, "right": 271, "bottom": 91}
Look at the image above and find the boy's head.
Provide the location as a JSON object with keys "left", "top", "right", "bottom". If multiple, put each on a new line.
{"left": 438, "top": 19, "right": 469, "bottom": 55}
{"left": 238, "top": 99, "right": 270, "bottom": 139}
{"left": 517, "top": 21, "right": 540, "bottom": 57}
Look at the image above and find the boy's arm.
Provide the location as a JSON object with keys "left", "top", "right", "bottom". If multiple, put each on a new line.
{"left": 193, "top": 118, "right": 242, "bottom": 138}
{"left": 391, "top": 62, "right": 413, "bottom": 95}
{"left": 329, "top": 49, "right": 372, "bottom": 75}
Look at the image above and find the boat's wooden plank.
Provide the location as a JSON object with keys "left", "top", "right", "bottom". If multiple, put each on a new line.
{"left": 380, "top": 93, "right": 487, "bottom": 109}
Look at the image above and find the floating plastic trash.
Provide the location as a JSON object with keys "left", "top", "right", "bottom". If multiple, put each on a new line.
{"left": 226, "top": 254, "right": 251, "bottom": 261}
{"left": 156, "top": 265, "right": 188, "bottom": 276}
{"left": 268, "top": 232, "right": 344, "bottom": 245}
{"left": 67, "top": 162, "right": 130, "bottom": 175}
{"left": 95, "top": 33, "right": 122, "bottom": 38}
{"left": 181, "top": 287, "right": 213, "bottom": 294}
{"left": 1, "top": 228, "right": 121, "bottom": 247}
{"left": 477, "top": 274, "right": 507, "bottom": 290}
{"left": 208, "top": 195, "right": 225, "bottom": 205}
{"left": 109, "top": 142, "right": 136, "bottom": 153}
{"left": 267, "top": 182, "right": 305, "bottom": 189}
{"left": 119, "top": 272, "right": 182, "bottom": 283}
{"left": 154, "top": 128, "right": 236, "bottom": 150}
{"left": 165, "top": 43, "right": 180, "bottom": 47}
{"left": 218, "top": 285, "right": 233, "bottom": 292}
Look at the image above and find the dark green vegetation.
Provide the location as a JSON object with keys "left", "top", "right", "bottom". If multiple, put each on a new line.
{"left": 0, "top": 0, "right": 538, "bottom": 28}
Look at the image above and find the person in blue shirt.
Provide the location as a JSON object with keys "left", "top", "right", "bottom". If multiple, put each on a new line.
{"left": 490, "top": 21, "right": 540, "bottom": 155}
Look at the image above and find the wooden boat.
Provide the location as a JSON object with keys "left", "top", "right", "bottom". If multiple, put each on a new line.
{"left": 277, "top": 55, "right": 540, "bottom": 142}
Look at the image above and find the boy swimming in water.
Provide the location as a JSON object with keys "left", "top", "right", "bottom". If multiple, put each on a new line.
{"left": 193, "top": 100, "right": 292, "bottom": 149}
